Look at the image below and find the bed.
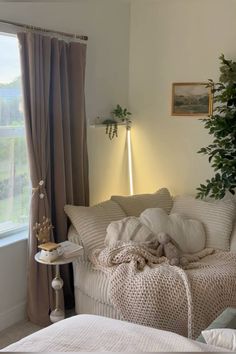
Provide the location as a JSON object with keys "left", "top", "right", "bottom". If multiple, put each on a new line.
{"left": 0, "top": 314, "right": 227, "bottom": 352}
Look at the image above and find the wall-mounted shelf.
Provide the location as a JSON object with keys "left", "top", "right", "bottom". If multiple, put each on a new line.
{"left": 90, "top": 122, "right": 128, "bottom": 128}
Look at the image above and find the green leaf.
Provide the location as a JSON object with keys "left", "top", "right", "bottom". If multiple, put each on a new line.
{"left": 197, "top": 54, "right": 236, "bottom": 200}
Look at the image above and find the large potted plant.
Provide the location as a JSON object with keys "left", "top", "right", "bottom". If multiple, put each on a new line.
{"left": 197, "top": 55, "right": 236, "bottom": 199}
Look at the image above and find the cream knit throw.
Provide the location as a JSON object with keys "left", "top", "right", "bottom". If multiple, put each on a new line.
{"left": 90, "top": 242, "right": 236, "bottom": 339}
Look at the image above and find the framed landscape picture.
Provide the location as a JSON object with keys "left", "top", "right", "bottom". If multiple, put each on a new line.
{"left": 172, "top": 82, "right": 212, "bottom": 116}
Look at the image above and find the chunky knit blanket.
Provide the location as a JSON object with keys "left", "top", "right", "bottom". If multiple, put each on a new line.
{"left": 90, "top": 242, "right": 236, "bottom": 339}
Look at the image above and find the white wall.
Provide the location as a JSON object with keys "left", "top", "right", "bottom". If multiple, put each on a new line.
{"left": 0, "top": 236, "right": 27, "bottom": 331}
{"left": 0, "top": 0, "right": 130, "bottom": 331}
{"left": 129, "top": 0, "right": 236, "bottom": 196}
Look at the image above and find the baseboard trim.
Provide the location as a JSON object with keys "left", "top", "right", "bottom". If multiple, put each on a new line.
{"left": 0, "top": 301, "right": 26, "bottom": 332}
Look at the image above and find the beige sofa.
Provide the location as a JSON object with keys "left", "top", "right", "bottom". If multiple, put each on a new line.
{"left": 65, "top": 188, "right": 236, "bottom": 339}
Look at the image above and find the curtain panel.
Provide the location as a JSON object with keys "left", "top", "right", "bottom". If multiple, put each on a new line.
{"left": 18, "top": 32, "right": 89, "bottom": 326}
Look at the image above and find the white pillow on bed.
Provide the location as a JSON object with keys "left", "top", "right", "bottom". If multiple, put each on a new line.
{"left": 140, "top": 208, "right": 206, "bottom": 254}
{"left": 171, "top": 195, "right": 236, "bottom": 250}
{"left": 202, "top": 328, "right": 236, "bottom": 351}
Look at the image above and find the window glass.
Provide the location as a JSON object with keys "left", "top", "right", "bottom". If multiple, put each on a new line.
{"left": 0, "top": 33, "right": 30, "bottom": 236}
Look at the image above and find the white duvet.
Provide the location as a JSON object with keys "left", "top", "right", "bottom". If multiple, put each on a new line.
{"left": 1, "top": 315, "right": 227, "bottom": 352}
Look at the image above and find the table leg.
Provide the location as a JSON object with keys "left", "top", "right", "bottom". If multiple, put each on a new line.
{"left": 50, "top": 264, "right": 65, "bottom": 323}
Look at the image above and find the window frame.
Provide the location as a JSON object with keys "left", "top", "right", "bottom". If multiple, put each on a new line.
{"left": 0, "top": 26, "right": 30, "bottom": 240}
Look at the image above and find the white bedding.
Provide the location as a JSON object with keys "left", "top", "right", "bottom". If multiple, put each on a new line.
{"left": 1, "top": 315, "right": 227, "bottom": 352}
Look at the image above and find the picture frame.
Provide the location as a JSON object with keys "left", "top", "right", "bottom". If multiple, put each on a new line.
{"left": 171, "top": 82, "right": 212, "bottom": 116}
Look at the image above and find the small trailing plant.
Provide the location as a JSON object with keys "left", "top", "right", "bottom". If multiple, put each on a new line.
{"left": 196, "top": 54, "right": 236, "bottom": 199}
{"left": 102, "top": 104, "right": 132, "bottom": 140}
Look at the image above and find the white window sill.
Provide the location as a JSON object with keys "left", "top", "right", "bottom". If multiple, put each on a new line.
{"left": 0, "top": 229, "right": 28, "bottom": 247}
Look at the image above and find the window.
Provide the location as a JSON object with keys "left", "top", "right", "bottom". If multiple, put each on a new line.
{"left": 0, "top": 32, "right": 30, "bottom": 237}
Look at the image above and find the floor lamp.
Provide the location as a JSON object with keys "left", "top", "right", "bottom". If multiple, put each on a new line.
{"left": 126, "top": 126, "right": 134, "bottom": 196}
{"left": 92, "top": 120, "right": 134, "bottom": 196}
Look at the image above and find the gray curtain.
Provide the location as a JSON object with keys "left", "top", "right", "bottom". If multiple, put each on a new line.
{"left": 17, "top": 32, "right": 89, "bottom": 326}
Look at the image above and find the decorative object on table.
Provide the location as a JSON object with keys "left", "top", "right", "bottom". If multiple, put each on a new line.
{"left": 59, "top": 240, "right": 83, "bottom": 258}
{"left": 172, "top": 82, "right": 212, "bottom": 116}
{"left": 35, "top": 250, "right": 83, "bottom": 323}
{"left": 38, "top": 242, "right": 63, "bottom": 263}
{"left": 197, "top": 54, "right": 236, "bottom": 200}
{"left": 33, "top": 216, "right": 54, "bottom": 244}
{"left": 98, "top": 104, "right": 132, "bottom": 140}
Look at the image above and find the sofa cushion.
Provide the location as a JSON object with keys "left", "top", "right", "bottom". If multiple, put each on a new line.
{"left": 197, "top": 307, "right": 236, "bottom": 343}
{"left": 230, "top": 222, "right": 236, "bottom": 252}
{"left": 171, "top": 195, "right": 236, "bottom": 250}
{"left": 105, "top": 216, "right": 156, "bottom": 247}
{"left": 64, "top": 200, "right": 126, "bottom": 254}
{"left": 140, "top": 208, "right": 206, "bottom": 254}
{"left": 202, "top": 328, "right": 236, "bottom": 351}
{"left": 106, "top": 208, "right": 206, "bottom": 253}
{"left": 224, "top": 193, "right": 236, "bottom": 252}
{"left": 111, "top": 188, "right": 173, "bottom": 217}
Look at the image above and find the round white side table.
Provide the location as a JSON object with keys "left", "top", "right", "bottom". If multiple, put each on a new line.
{"left": 35, "top": 252, "right": 79, "bottom": 323}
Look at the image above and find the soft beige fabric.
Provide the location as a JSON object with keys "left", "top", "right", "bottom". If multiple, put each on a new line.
{"left": 140, "top": 208, "right": 206, "bottom": 253}
{"left": 171, "top": 195, "right": 235, "bottom": 250}
{"left": 202, "top": 328, "right": 236, "bottom": 351}
{"left": 67, "top": 225, "right": 83, "bottom": 245}
{"left": 105, "top": 216, "right": 155, "bottom": 246}
{"left": 105, "top": 208, "right": 206, "bottom": 254}
{"left": 205, "top": 193, "right": 236, "bottom": 252}
{"left": 1, "top": 315, "right": 223, "bottom": 352}
{"left": 18, "top": 32, "right": 88, "bottom": 326}
{"left": 230, "top": 222, "right": 236, "bottom": 251}
{"left": 111, "top": 187, "right": 173, "bottom": 216}
{"left": 228, "top": 196, "right": 236, "bottom": 251}
{"left": 73, "top": 259, "right": 113, "bottom": 305}
{"left": 90, "top": 244, "right": 236, "bottom": 339}
{"left": 64, "top": 200, "right": 126, "bottom": 254}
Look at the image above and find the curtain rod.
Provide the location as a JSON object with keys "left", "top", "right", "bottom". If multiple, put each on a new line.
{"left": 0, "top": 19, "right": 88, "bottom": 41}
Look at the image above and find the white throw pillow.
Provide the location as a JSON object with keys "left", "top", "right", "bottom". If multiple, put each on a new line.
{"left": 105, "top": 216, "right": 155, "bottom": 247}
{"left": 171, "top": 195, "right": 236, "bottom": 250}
{"left": 111, "top": 187, "right": 173, "bottom": 217}
{"left": 140, "top": 208, "right": 206, "bottom": 254}
{"left": 64, "top": 200, "right": 126, "bottom": 254}
{"left": 202, "top": 328, "right": 236, "bottom": 351}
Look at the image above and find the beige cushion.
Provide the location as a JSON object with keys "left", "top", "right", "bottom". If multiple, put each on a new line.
{"left": 171, "top": 195, "right": 236, "bottom": 250}
{"left": 140, "top": 208, "right": 206, "bottom": 254}
{"left": 225, "top": 193, "right": 236, "bottom": 251}
{"left": 230, "top": 222, "right": 236, "bottom": 251}
{"left": 64, "top": 200, "right": 126, "bottom": 254}
{"left": 67, "top": 225, "right": 82, "bottom": 246}
{"left": 111, "top": 188, "right": 173, "bottom": 217}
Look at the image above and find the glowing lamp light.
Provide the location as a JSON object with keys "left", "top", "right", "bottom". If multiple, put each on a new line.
{"left": 127, "top": 127, "right": 134, "bottom": 196}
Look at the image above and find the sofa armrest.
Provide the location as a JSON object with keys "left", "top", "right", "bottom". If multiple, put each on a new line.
{"left": 68, "top": 225, "right": 87, "bottom": 262}
{"left": 197, "top": 307, "right": 236, "bottom": 343}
